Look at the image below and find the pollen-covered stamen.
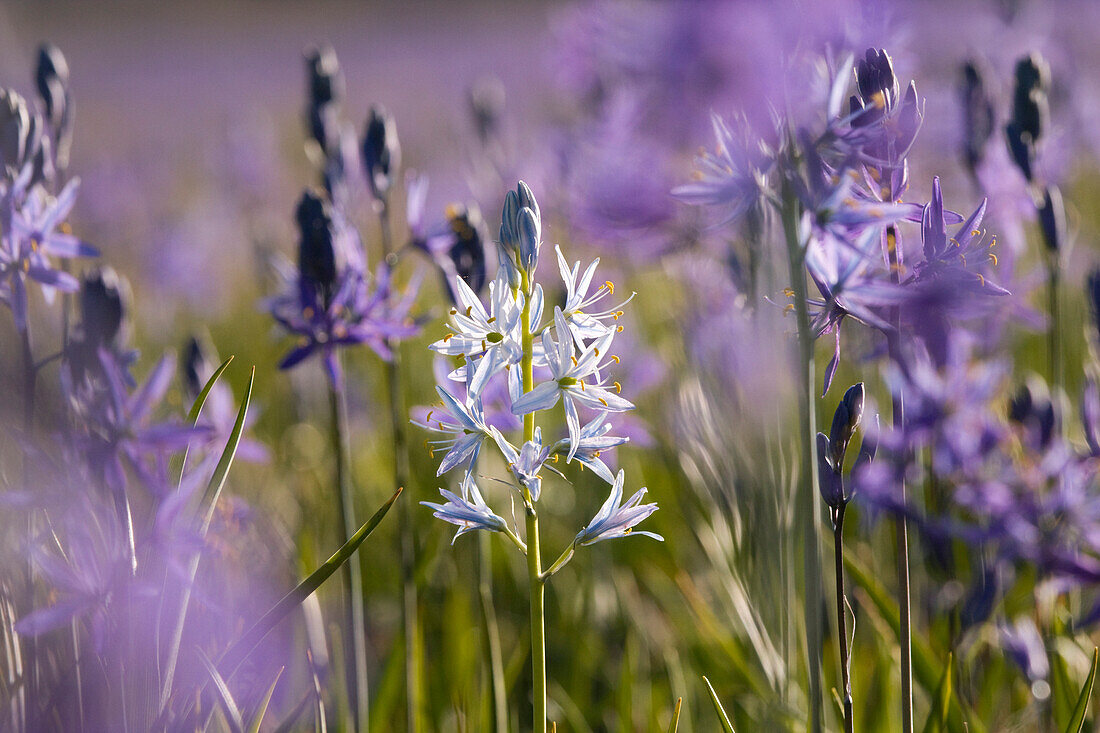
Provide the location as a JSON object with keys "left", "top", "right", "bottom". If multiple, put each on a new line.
{"left": 613, "top": 381, "right": 622, "bottom": 394}
{"left": 610, "top": 355, "right": 620, "bottom": 364}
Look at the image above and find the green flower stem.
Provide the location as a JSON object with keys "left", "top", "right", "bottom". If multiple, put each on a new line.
{"left": 886, "top": 225, "right": 914, "bottom": 733}
{"left": 781, "top": 185, "right": 824, "bottom": 733}
{"left": 1047, "top": 251, "right": 1061, "bottom": 395}
{"left": 519, "top": 266, "right": 547, "bottom": 733}
{"left": 329, "top": 375, "right": 370, "bottom": 733}
{"left": 379, "top": 198, "right": 423, "bottom": 733}
{"left": 833, "top": 505, "right": 853, "bottom": 733}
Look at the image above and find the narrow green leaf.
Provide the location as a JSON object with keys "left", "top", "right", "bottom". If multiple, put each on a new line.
{"left": 217, "top": 486, "right": 403, "bottom": 679}
{"left": 272, "top": 692, "right": 313, "bottom": 733}
{"left": 703, "top": 676, "right": 736, "bottom": 733}
{"left": 199, "top": 650, "right": 244, "bottom": 733}
{"left": 667, "top": 697, "right": 682, "bottom": 733}
{"left": 198, "top": 366, "right": 253, "bottom": 531}
{"left": 188, "top": 355, "right": 234, "bottom": 425}
{"left": 172, "top": 355, "right": 233, "bottom": 484}
{"left": 1065, "top": 647, "right": 1098, "bottom": 733}
{"left": 246, "top": 667, "right": 284, "bottom": 733}
{"left": 1052, "top": 645, "right": 1078, "bottom": 730}
{"left": 921, "top": 652, "right": 953, "bottom": 733}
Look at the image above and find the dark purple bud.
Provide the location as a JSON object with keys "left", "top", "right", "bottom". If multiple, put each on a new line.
{"left": 1088, "top": 269, "right": 1100, "bottom": 346}
{"left": 445, "top": 204, "right": 488, "bottom": 296}
{"left": 305, "top": 46, "right": 342, "bottom": 110}
{"left": 852, "top": 414, "right": 878, "bottom": 479}
{"left": 362, "top": 104, "right": 400, "bottom": 201}
{"left": 80, "top": 266, "right": 126, "bottom": 348}
{"left": 35, "top": 43, "right": 70, "bottom": 133}
{"left": 816, "top": 432, "right": 845, "bottom": 509}
{"left": 1011, "top": 53, "right": 1049, "bottom": 143}
{"left": 0, "top": 89, "right": 37, "bottom": 178}
{"left": 828, "top": 382, "right": 865, "bottom": 468}
{"left": 856, "top": 48, "right": 899, "bottom": 108}
{"left": 1036, "top": 185, "right": 1064, "bottom": 253}
{"left": 182, "top": 336, "right": 206, "bottom": 399}
{"left": 1004, "top": 122, "right": 1033, "bottom": 182}
{"left": 296, "top": 191, "right": 338, "bottom": 302}
{"left": 896, "top": 81, "right": 922, "bottom": 149}
{"left": 960, "top": 61, "right": 995, "bottom": 175}
{"left": 1008, "top": 377, "right": 1056, "bottom": 449}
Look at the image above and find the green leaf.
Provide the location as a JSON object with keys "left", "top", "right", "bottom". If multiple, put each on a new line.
{"left": 216, "top": 486, "right": 403, "bottom": 680}
{"left": 246, "top": 667, "right": 284, "bottom": 733}
{"left": 199, "top": 650, "right": 244, "bottom": 733}
{"left": 172, "top": 355, "right": 233, "bottom": 485}
{"left": 1065, "top": 647, "right": 1098, "bottom": 733}
{"left": 921, "top": 652, "right": 953, "bottom": 733}
{"left": 197, "top": 366, "right": 253, "bottom": 533}
{"left": 703, "top": 676, "right": 736, "bottom": 733}
{"left": 667, "top": 697, "right": 682, "bottom": 733}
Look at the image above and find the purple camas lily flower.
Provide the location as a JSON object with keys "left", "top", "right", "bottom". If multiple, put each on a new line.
{"left": 269, "top": 190, "right": 419, "bottom": 386}
{"left": 421, "top": 474, "right": 509, "bottom": 544}
{"left": 1, "top": 177, "right": 97, "bottom": 331}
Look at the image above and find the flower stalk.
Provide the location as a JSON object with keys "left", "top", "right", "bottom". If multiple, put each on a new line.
{"left": 780, "top": 182, "right": 824, "bottom": 733}
{"left": 329, "top": 373, "right": 370, "bottom": 732}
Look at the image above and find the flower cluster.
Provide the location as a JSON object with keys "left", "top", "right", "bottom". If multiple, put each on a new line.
{"left": 418, "top": 180, "right": 659, "bottom": 555}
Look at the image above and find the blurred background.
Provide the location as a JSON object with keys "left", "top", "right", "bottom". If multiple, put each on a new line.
{"left": 4, "top": 0, "right": 1100, "bottom": 730}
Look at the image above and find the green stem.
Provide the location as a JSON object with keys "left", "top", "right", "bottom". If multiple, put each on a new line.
{"left": 519, "top": 267, "right": 547, "bottom": 733}
{"left": 885, "top": 225, "right": 913, "bottom": 733}
{"left": 1047, "top": 254, "right": 1061, "bottom": 396}
{"left": 329, "top": 376, "right": 370, "bottom": 732}
{"left": 781, "top": 186, "right": 823, "bottom": 733}
{"left": 833, "top": 506, "right": 853, "bottom": 733}
{"left": 379, "top": 199, "right": 422, "bottom": 733}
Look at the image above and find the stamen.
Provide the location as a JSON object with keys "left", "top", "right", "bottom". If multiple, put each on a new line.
{"left": 465, "top": 306, "right": 473, "bottom": 316}
{"left": 604, "top": 281, "right": 615, "bottom": 295}
{"left": 988, "top": 253, "right": 998, "bottom": 266}
{"left": 443, "top": 333, "right": 454, "bottom": 342}
{"left": 571, "top": 356, "right": 578, "bottom": 366}
{"left": 610, "top": 355, "right": 620, "bottom": 364}
{"left": 616, "top": 325, "right": 623, "bottom": 333}
{"left": 598, "top": 397, "right": 608, "bottom": 406}
{"left": 613, "top": 381, "right": 622, "bottom": 393}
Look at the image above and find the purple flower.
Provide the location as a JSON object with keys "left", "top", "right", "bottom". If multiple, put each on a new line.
{"left": 1, "top": 178, "right": 97, "bottom": 331}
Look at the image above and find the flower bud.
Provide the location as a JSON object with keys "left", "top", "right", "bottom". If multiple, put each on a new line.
{"left": 0, "top": 89, "right": 37, "bottom": 179}
{"left": 517, "top": 206, "right": 541, "bottom": 272}
{"left": 296, "top": 190, "right": 338, "bottom": 303}
{"left": 816, "top": 432, "right": 844, "bottom": 508}
{"left": 1036, "top": 185, "right": 1064, "bottom": 253}
{"left": 960, "top": 60, "right": 995, "bottom": 176}
{"left": 362, "top": 104, "right": 400, "bottom": 201}
{"left": 856, "top": 48, "right": 899, "bottom": 109}
{"left": 445, "top": 204, "right": 488, "bottom": 296}
{"left": 182, "top": 336, "right": 207, "bottom": 399}
{"left": 828, "top": 382, "right": 865, "bottom": 468}
{"left": 498, "top": 181, "right": 542, "bottom": 276}
{"left": 80, "top": 266, "right": 126, "bottom": 349}
{"left": 305, "top": 45, "right": 341, "bottom": 110}
{"left": 35, "top": 43, "right": 70, "bottom": 133}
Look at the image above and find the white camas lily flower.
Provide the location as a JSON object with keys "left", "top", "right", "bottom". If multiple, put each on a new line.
{"left": 429, "top": 272, "right": 525, "bottom": 399}
{"left": 575, "top": 469, "right": 662, "bottom": 546}
{"left": 511, "top": 307, "right": 634, "bottom": 460}
{"left": 555, "top": 245, "right": 634, "bottom": 342}
{"left": 421, "top": 474, "right": 508, "bottom": 544}
{"left": 412, "top": 384, "right": 492, "bottom": 476}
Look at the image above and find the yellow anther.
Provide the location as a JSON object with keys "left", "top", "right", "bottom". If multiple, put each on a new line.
{"left": 443, "top": 333, "right": 454, "bottom": 342}
{"left": 972, "top": 230, "right": 980, "bottom": 237}
{"left": 571, "top": 355, "right": 578, "bottom": 366}
{"left": 691, "top": 170, "right": 704, "bottom": 181}
{"left": 783, "top": 288, "right": 795, "bottom": 298}
{"left": 610, "top": 355, "right": 620, "bottom": 364}
{"left": 593, "top": 347, "right": 600, "bottom": 357}
{"left": 616, "top": 325, "right": 623, "bottom": 333}
{"left": 465, "top": 305, "right": 473, "bottom": 316}
{"left": 614, "top": 310, "right": 623, "bottom": 319}
{"left": 450, "top": 308, "right": 458, "bottom": 315}
{"left": 487, "top": 316, "right": 496, "bottom": 323}
{"left": 426, "top": 410, "right": 434, "bottom": 422}
{"left": 604, "top": 281, "right": 615, "bottom": 295}
{"left": 613, "top": 381, "right": 622, "bottom": 393}
{"left": 784, "top": 303, "right": 795, "bottom": 312}
{"left": 598, "top": 397, "right": 608, "bottom": 406}
{"left": 976, "top": 273, "right": 986, "bottom": 287}
{"left": 445, "top": 203, "right": 460, "bottom": 219}
{"left": 988, "top": 253, "right": 998, "bottom": 266}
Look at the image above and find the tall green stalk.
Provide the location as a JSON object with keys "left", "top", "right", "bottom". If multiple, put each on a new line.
{"left": 329, "top": 374, "right": 370, "bottom": 732}
{"left": 780, "top": 187, "right": 823, "bottom": 733}
{"left": 519, "top": 267, "right": 547, "bottom": 733}
{"left": 378, "top": 200, "right": 423, "bottom": 732}
{"left": 885, "top": 226, "right": 914, "bottom": 733}
{"left": 832, "top": 505, "right": 853, "bottom": 733}
{"left": 478, "top": 531, "right": 509, "bottom": 733}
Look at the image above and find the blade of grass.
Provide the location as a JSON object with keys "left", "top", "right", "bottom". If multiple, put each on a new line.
{"left": 199, "top": 651, "right": 244, "bottom": 733}
{"left": 921, "top": 652, "right": 953, "bottom": 733}
{"left": 667, "top": 697, "right": 682, "bottom": 733}
{"left": 703, "top": 676, "right": 736, "bottom": 733}
{"left": 159, "top": 367, "right": 253, "bottom": 714}
{"left": 1065, "top": 647, "right": 1098, "bottom": 733}
{"left": 216, "top": 486, "right": 403, "bottom": 680}
{"left": 246, "top": 667, "right": 284, "bottom": 733}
